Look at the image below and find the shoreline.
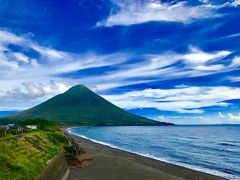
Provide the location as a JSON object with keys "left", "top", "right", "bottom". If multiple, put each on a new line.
{"left": 67, "top": 130, "right": 229, "bottom": 178}
{"left": 65, "top": 131, "right": 225, "bottom": 180}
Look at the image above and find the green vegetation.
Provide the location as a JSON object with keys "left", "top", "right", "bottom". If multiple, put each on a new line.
{"left": 0, "top": 119, "right": 68, "bottom": 180}
{"left": 0, "top": 85, "right": 173, "bottom": 126}
{"left": 17, "top": 118, "right": 59, "bottom": 131}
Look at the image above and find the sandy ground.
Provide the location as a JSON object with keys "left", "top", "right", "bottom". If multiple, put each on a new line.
{"left": 66, "top": 133, "right": 224, "bottom": 180}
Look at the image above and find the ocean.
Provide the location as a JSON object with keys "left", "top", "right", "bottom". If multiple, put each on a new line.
{"left": 68, "top": 125, "right": 240, "bottom": 180}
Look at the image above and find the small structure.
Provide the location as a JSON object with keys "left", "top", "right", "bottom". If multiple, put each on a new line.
{"left": 7, "top": 125, "right": 23, "bottom": 134}
{"left": 8, "top": 125, "right": 23, "bottom": 131}
{"left": 26, "top": 125, "right": 38, "bottom": 130}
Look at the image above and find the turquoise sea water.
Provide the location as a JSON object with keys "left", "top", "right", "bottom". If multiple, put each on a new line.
{"left": 68, "top": 125, "right": 240, "bottom": 180}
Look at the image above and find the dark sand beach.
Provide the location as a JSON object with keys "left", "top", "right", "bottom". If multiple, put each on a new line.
{"left": 66, "top": 133, "right": 224, "bottom": 180}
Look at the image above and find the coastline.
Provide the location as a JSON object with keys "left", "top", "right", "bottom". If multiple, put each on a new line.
{"left": 65, "top": 131, "right": 224, "bottom": 180}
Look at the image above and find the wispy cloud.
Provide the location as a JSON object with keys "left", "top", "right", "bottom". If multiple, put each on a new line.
{"left": 224, "top": 0, "right": 240, "bottom": 7}
{"left": 219, "top": 112, "right": 240, "bottom": 123}
{"left": 154, "top": 115, "right": 220, "bottom": 125}
{"left": 229, "top": 76, "right": 240, "bottom": 82}
{"left": 229, "top": 56, "right": 240, "bottom": 68}
{"left": 102, "top": 86, "right": 240, "bottom": 113}
{"left": 232, "top": 0, "right": 240, "bottom": 7}
{"left": 218, "top": 112, "right": 225, "bottom": 118}
{"left": 183, "top": 46, "right": 230, "bottom": 66}
{"left": 0, "top": 30, "right": 128, "bottom": 87}
{"left": 97, "top": 0, "right": 221, "bottom": 27}
{"left": 86, "top": 47, "right": 234, "bottom": 91}
{"left": 0, "top": 30, "right": 239, "bottom": 113}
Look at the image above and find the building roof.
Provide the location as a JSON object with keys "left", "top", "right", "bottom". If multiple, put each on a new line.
{"left": 8, "top": 125, "right": 22, "bottom": 130}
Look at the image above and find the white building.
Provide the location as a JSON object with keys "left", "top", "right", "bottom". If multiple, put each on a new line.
{"left": 26, "top": 125, "right": 38, "bottom": 130}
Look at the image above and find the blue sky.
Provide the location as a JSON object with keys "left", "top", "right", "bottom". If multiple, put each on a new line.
{"left": 0, "top": 0, "right": 240, "bottom": 124}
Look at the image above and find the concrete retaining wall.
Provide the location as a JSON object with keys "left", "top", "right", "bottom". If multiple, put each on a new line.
{"left": 36, "top": 154, "right": 69, "bottom": 180}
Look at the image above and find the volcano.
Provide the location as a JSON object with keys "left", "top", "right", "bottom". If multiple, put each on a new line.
{"left": 0, "top": 85, "right": 173, "bottom": 126}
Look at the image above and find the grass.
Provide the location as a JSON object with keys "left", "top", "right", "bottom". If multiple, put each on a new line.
{"left": 0, "top": 119, "right": 68, "bottom": 180}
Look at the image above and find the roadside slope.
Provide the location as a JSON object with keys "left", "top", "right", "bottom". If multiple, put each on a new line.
{"left": 0, "top": 131, "right": 67, "bottom": 179}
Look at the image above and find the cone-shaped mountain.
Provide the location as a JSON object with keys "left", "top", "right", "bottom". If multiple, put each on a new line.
{"left": 0, "top": 85, "right": 173, "bottom": 126}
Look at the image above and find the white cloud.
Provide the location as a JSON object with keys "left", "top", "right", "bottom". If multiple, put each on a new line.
{"left": 0, "top": 57, "right": 20, "bottom": 71}
{"left": 161, "top": 115, "right": 207, "bottom": 124}
{"left": 230, "top": 76, "right": 240, "bottom": 82}
{"left": 194, "top": 64, "right": 225, "bottom": 71}
{"left": 97, "top": 0, "right": 220, "bottom": 27}
{"left": 0, "top": 30, "right": 238, "bottom": 113}
{"left": 90, "top": 47, "right": 231, "bottom": 89}
{"left": 183, "top": 47, "right": 230, "bottom": 65}
{"left": 156, "top": 115, "right": 165, "bottom": 120}
{"left": 219, "top": 112, "right": 240, "bottom": 123}
{"left": 0, "top": 30, "right": 128, "bottom": 85}
{"left": 0, "top": 81, "right": 70, "bottom": 110}
{"left": 0, "top": 30, "right": 24, "bottom": 44}
{"left": 229, "top": 113, "right": 240, "bottom": 123}
{"left": 3, "top": 81, "right": 69, "bottom": 99}
{"left": 0, "top": 30, "right": 139, "bottom": 109}
{"left": 102, "top": 86, "right": 240, "bottom": 113}
{"left": 229, "top": 56, "right": 240, "bottom": 68}
{"left": 218, "top": 112, "right": 225, "bottom": 118}
{"left": 226, "top": 0, "right": 240, "bottom": 7}
{"left": 30, "top": 44, "right": 65, "bottom": 60}
{"left": 228, "top": 113, "right": 234, "bottom": 119}
{"left": 13, "top": 52, "right": 29, "bottom": 63}
{"left": 199, "top": 0, "right": 209, "bottom": 3}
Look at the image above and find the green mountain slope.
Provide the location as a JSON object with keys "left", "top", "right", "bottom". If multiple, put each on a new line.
{"left": 0, "top": 85, "right": 173, "bottom": 126}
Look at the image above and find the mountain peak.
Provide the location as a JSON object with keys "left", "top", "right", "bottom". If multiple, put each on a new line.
{"left": 65, "top": 84, "right": 93, "bottom": 94}
{"left": 68, "top": 84, "right": 88, "bottom": 90}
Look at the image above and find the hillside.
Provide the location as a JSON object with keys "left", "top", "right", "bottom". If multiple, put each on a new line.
{"left": 0, "top": 85, "right": 173, "bottom": 126}
{"left": 0, "top": 130, "right": 67, "bottom": 179}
